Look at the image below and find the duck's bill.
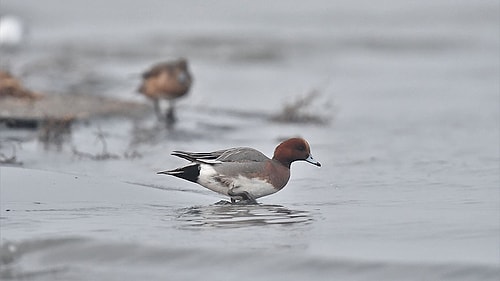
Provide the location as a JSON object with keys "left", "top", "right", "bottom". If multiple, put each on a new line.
{"left": 305, "top": 155, "right": 321, "bottom": 167}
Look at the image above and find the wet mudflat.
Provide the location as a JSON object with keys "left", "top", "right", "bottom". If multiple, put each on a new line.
{"left": 0, "top": 1, "right": 499, "bottom": 280}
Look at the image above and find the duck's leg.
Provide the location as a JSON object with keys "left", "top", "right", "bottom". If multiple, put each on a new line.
{"left": 153, "top": 99, "right": 162, "bottom": 120}
{"left": 166, "top": 100, "right": 176, "bottom": 125}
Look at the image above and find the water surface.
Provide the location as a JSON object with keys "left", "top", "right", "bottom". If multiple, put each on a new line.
{"left": 1, "top": 0, "right": 499, "bottom": 280}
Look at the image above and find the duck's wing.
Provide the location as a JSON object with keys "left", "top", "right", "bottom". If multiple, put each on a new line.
{"left": 171, "top": 147, "right": 269, "bottom": 164}
{"left": 142, "top": 62, "right": 173, "bottom": 79}
{"left": 216, "top": 147, "right": 269, "bottom": 162}
{"left": 171, "top": 150, "right": 223, "bottom": 163}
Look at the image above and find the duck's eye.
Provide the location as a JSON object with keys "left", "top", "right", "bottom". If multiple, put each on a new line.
{"left": 297, "top": 145, "right": 306, "bottom": 151}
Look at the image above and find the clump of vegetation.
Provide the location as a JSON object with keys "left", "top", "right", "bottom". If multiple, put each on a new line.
{"left": 123, "top": 150, "right": 142, "bottom": 160}
{"left": 72, "top": 128, "right": 120, "bottom": 160}
{"left": 270, "top": 89, "right": 332, "bottom": 125}
{"left": 38, "top": 115, "right": 74, "bottom": 150}
{"left": 72, "top": 127, "right": 142, "bottom": 161}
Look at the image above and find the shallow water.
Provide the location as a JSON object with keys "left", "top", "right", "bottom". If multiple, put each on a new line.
{"left": 1, "top": 0, "right": 499, "bottom": 280}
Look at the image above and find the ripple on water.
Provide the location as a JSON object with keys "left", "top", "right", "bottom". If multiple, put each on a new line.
{"left": 175, "top": 203, "right": 313, "bottom": 229}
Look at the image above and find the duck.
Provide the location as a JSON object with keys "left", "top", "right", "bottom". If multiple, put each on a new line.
{"left": 138, "top": 58, "right": 192, "bottom": 125}
{"left": 158, "top": 138, "right": 321, "bottom": 204}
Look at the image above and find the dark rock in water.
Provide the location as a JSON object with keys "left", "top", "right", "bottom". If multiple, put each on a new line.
{"left": 0, "top": 88, "right": 149, "bottom": 150}
{"left": 2, "top": 118, "right": 38, "bottom": 129}
{"left": 0, "top": 93, "right": 149, "bottom": 129}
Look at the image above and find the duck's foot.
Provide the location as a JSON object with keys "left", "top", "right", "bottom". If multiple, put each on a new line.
{"left": 164, "top": 101, "right": 177, "bottom": 125}
{"left": 214, "top": 200, "right": 232, "bottom": 205}
{"left": 228, "top": 190, "right": 258, "bottom": 205}
{"left": 234, "top": 199, "right": 259, "bottom": 205}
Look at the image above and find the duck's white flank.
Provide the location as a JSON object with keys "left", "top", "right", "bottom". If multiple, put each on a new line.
{"left": 198, "top": 164, "right": 277, "bottom": 199}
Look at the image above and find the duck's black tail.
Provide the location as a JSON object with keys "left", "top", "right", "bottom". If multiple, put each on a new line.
{"left": 157, "top": 164, "right": 200, "bottom": 183}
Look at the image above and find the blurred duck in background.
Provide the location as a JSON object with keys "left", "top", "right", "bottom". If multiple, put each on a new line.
{"left": 137, "top": 58, "right": 192, "bottom": 125}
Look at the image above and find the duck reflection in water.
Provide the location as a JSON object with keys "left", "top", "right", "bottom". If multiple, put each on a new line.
{"left": 175, "top": 203, "right": 313, "bottom": 229}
